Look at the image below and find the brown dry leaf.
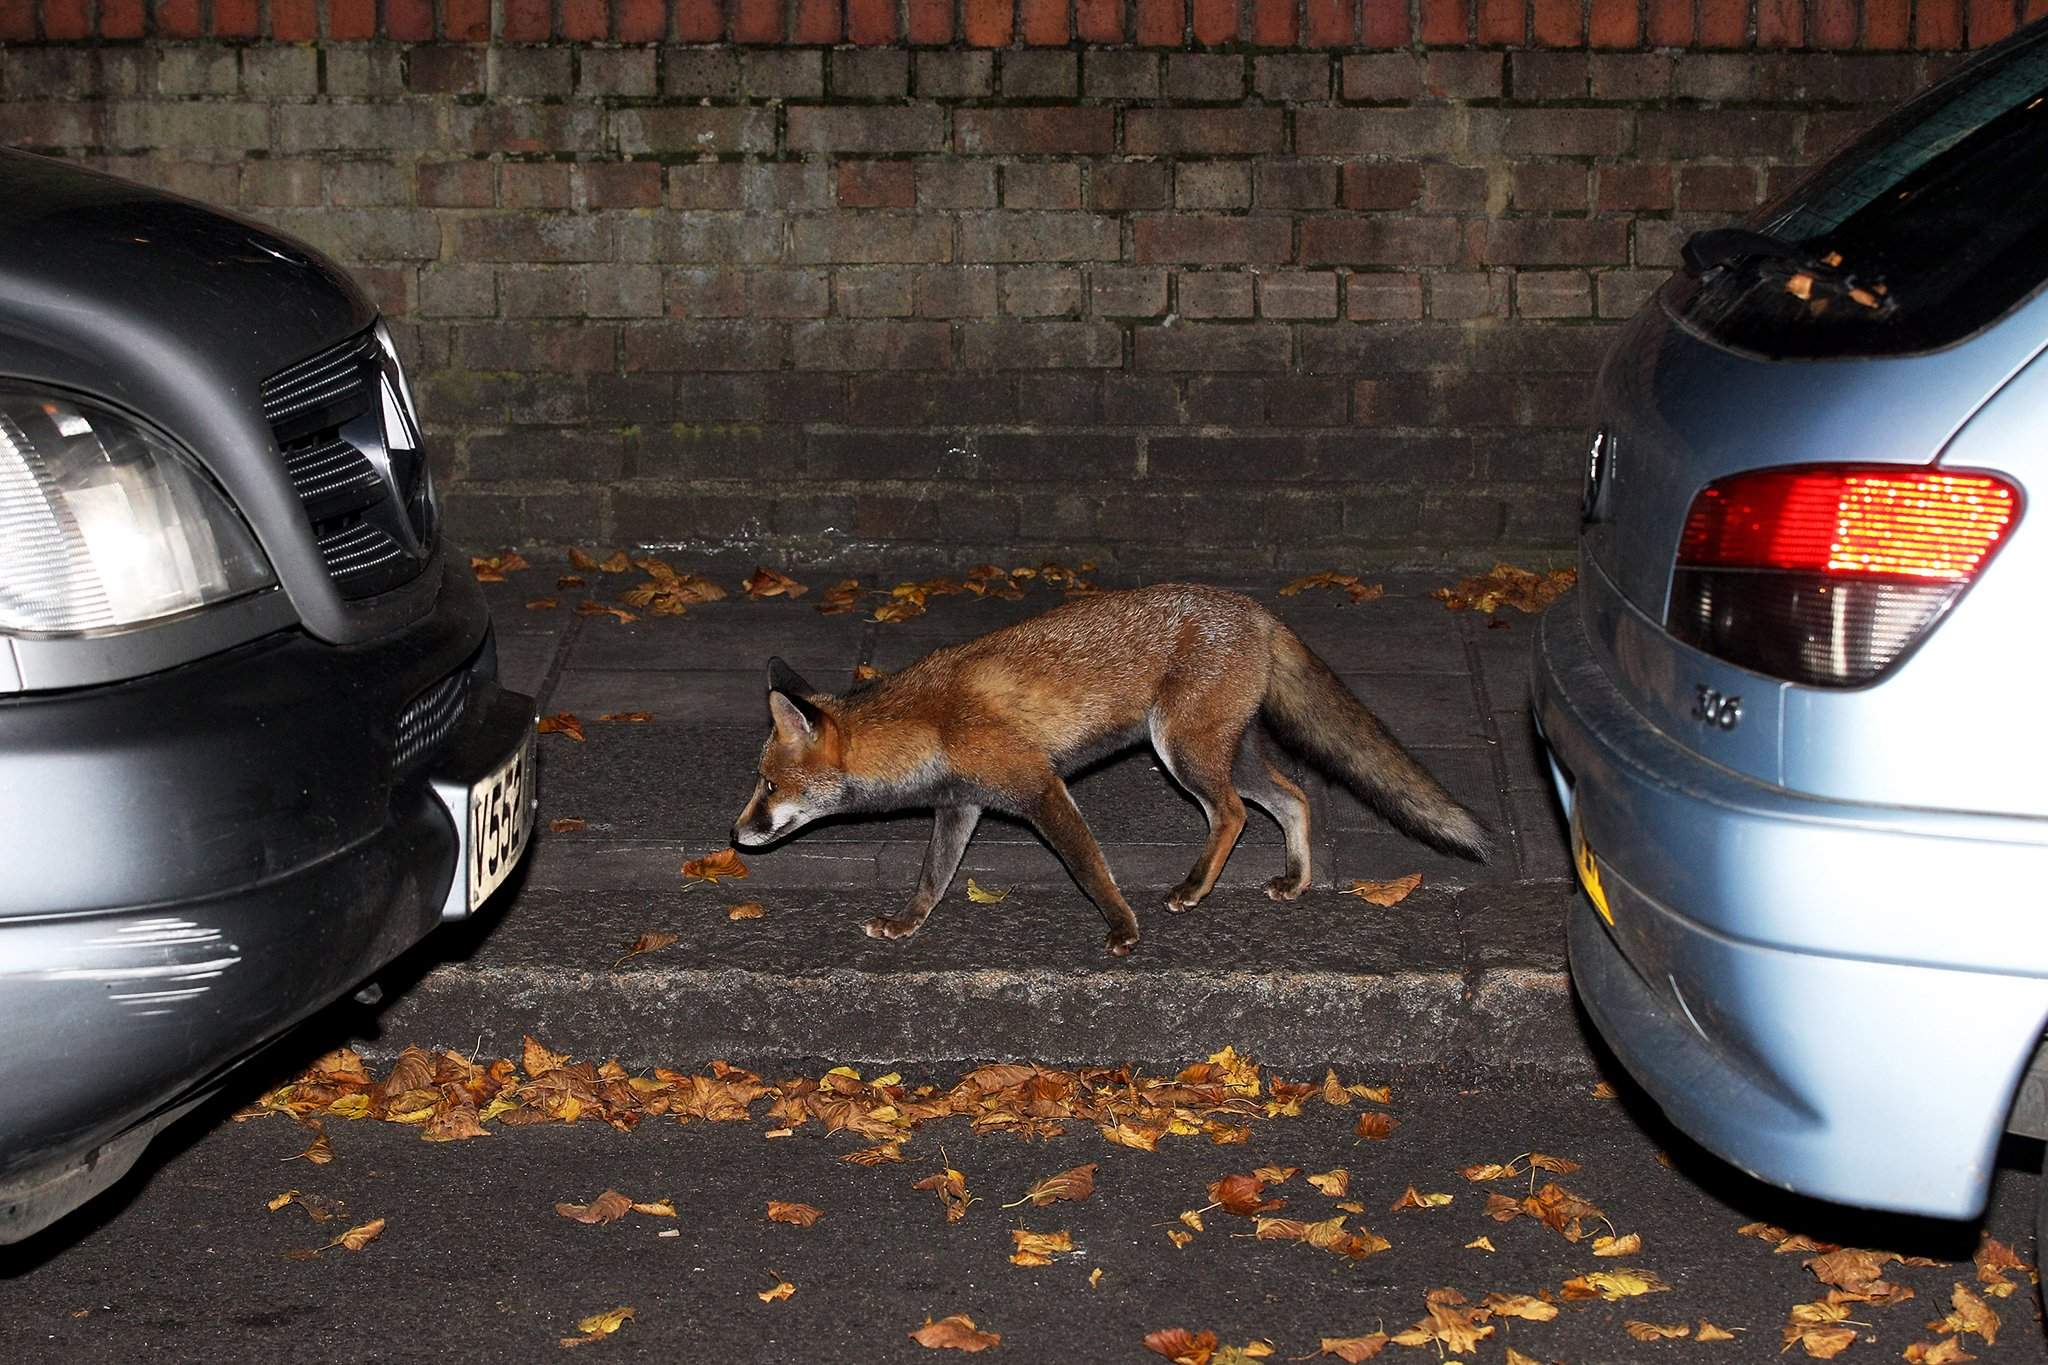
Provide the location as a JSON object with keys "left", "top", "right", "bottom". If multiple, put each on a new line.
{"left": 1625, "top": 1320, "right": 1692, "bottom": 1341}
{"left": 1208, "top": 1172, "right": 1284, "bottom": 1217}
{"left": 1317, "top": 1336, "right": 1389, "bottom": 1363}
{"left": 1390, "top": 1187, "right": 1451, "bottom": 1211}
{"left": 613, "top": 931, "right": 677, "bottom": 968}
{"left": 1353, "top": 1111, "right": 1397, "bottom": 1141}
{"left": 1318, "top": 1070, "right": 1351, "bottom": 1107}
{"left": 910, "top": 1314, "right": 1000, "bottom": 1352}
{"left": 682, "top": 847, "right": 748, "bottom": 883}
{"left": 1252, "top": 1165, "right": 1299, "bottom": 1186}
{"left": 1459, "top": 1161, "right": 1518, "bottom": 1181}
{"left": 1306, "top": 1168, "right": 1349, "bottom": 1197}
{"left": 597, "top": 711, "right": 653, "bottom": 724}
{"left": 1344, "top": 873, "right": 1422, "bottom": 907}
{"left": 757, "top": 1281, "right": 795, "bottom": 1303}
{"left": 1738, "top": 1221, "right": 1792, "bottom": 1243}
{"left": 1905, "top": 1338, "right": 1978, "bottom": 1364}
{"left": 1974, "top": 1234, "right": 2027, "bottom": 1288}
{"left": 816, "top": 579, "right": 864, "bottom": 615}
{"left": 575, "top": 600, "right": 638, "bottom": 624}
{"left": 1007, "top": 1163, "right": 1096, "bottom": 1208}
{"left": 537, "top": 713, "right": 586, "bottom": 743}
{"left": 743, "top": 567, "right": 808, "bottom": 600}
{"left": 522, "top": 1035, "right": 570, "bottom": 1078}
{"left": 1278, "top": 572, "right": 1386, "bottom": 604}
{"left": 337, "top": 1217, "right": 384, "bottom": 1250}
{"left": 567, "top": 547, "right": 601, "bottom": 571}
{"left": 844, "top": 1142, "right": 904, "bottom": 1166}
{"left": 1524, "top": 1180, "right": 1605, "bottom": 1242}
{"left": 1782, "top": 1324, "right": 1858, "bottom": 1359}
{"left": 1562, "top": 1269, "right": 1672, "bottom": 1301}
{"left": 1178, "top": 1209, "right": 1206, "bottom": 1233}
{"left": 1928, "top": 1282, "right": 1999, "bottom": 1345}
{"left": 557, "top": 574, "right": 586, "bottom": 589}
{"left": 1089, "top": 1268, "right": 1103, "bottom": 1290}
{"left": 1434, "top": 563, "right": 1578, "bottom": 615}
{"left": 556, "top": 1190, "right": 633, "bottom": 1225}
{"left": 549, "top": 817, "right": 588, "bottom": 834}
{"left": 964, "top": 878, "right": 1010, "bottom": 904}
{"left": 1777, "top": 1234, "right": 1842, "bottom": 1255}
{"left": 1397, "top": 1288, "right": 1495, "bottom": 1355}
{"left": 727, "top": 902, "right": 765, "bottom": 921}
{"left": 266, "top": 1190, "right": 298, "bottom": 1212}
{"left": 913, "top": 1167, "right": 975, "bottom": 1222}
{"left": 766, "top": 1201, "right": 823, "bottom": 1227}
{"left": 1505, "top": 1352, "right": 1542, "bottom": 1365}
{"left": 1593, "top": 1232, "right": 1643, "bottom": 1257}
{"left": 1591, "top": 1080, "right": 1619, "bottom": 1099}
{"left": 1696, "top": 1322, "right": 1737, "bottom": 1342}
{"left": 526, "top": 597, "right": 558, "bottom": 611}
{"left": 286, "top": 1130, "right": 333, "bottom": 1165}
{"left": 559, "top": 1305, "right": 633, "bottom": 1349}
{"left": 1465, "top": 1236, "right": 1496, "bottom": 1251}
{"left": 1008, "top": 1228, "right": 1075, "bottom": 1266}
{"left": 872, "top": 597, "right": 926, "bottom": 624}
{"left": 1482, "top": 1293, "right": 1559, "bottom": 1322}
{"left": 1528, "top": 1152, "right": 1581, "bottom": 1173}
{"left": 597, "top": 551, "right": 630, "bottom": 574}
{"left": 1144, "top": 1328, "right": 1218, "bottom": 1365}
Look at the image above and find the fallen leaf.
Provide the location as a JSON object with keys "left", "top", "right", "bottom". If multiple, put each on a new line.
{"left": 1459, "top": 1160, "right": 1521, "bottom": 1181}
{"left": 1145, "top": 1328, "right": 1218, "bottom": 1365}
{"left": 1590, "top": 1080, "right": 1618, "bottom": 1099}
{"left": 766, "top": 1201, "right": 822, "bottom": 1227}
{"left": 1208, "top": 1172, "right": 1285, "bottom": 1217}
{"left": 1179, "top": 1209, "right": 1206, "bottom": 1233}
{"left": 758, "top": 1281, "right": 795, "bottom": 1303}
{"left": 1738, "top": 1221, "right": 1792, "bottom": 1243}
{"left": 560, "top": 1305, "right": 633, "bottom": 1348}
{"left": 1481, "top": 1293, "right": 1558, "bottom": 1321}
{"left": 1562, "top": 1268, "right": 1672, "bottom": 1301}
{"left": 549, "top": 817, "right": 588, "bottom": 833}
{"left": 286, "top": 1130, "right": 333, "bottom": 1165}
{"left": 1782, "top": 1324, "right": 1858, "bottom": 1359}
{"left": 613, "top": 931, "right": 677, "bottom": 968}
{"left": 1344, "top": 873, "right": 1422, "bottom": 906}
{"left": 1974, "top": 1235, "right": 2027, "bottom": 1289}
{"left": 1390, "top": 1187, "right": 1452, "bottom": 1211}
{"left": 727, "top": 902, "right": 764, "bottom": 921}
{"left": 1006, "top": 1163, "right": 1097, "bottom": 1208}
{"left": 913, "top": 1167, "right": 975, "bottom": 1222}
{"left": 575, "top": 600, "right": 638, "bottom": 624}
{"left": 1089, "top": 1268, "right": 1103, "bottom": 1289}
{"left": 817, "top": 579, "right": 864, "bottom": 615}
{"left": 964, "top": 878, "right": 1010, "bottom": 904}
{"left": 1904, "top": 1338, "right": 1977, "bottom": 1364}
{"left": 1317, "top": 1336, "right": 1389, "bottom": 1363}
{"left": 1391, "top": 1287, "right": 1495, "bottom": 1354}
{"left": 1593, "top": 1232, "right": 1643, "bottom": 1257}
{"left": 1776, "top": 1234, "right": 1842, "bottom": 1255}
{"left": 1625, "top": 1320, "right": 1692, "bottom": 1341}
{"left": 1696, "top": 1321, "right": 1737, "bottom": 1341}
{"left": 526, "top": 597, "right": 558, "bottom": 611}
{"left": 1279, "top": 571, "right": 1385, "bottom": 604}
{"left": 844, "top": 1142, "right": 904, "bottom": 1166}
{"left": 853, "top": 663, "right": 885, "bottom": 683}
{"left": 682, "top": 847, "right": 748, "bottom": 883}
{"left": 743, "top": 567, "right": 808, "bottom": 600}
{"left": 1505, "top": 1351, "right": 1542, "bottom": 1365}
{"left": 1253, "top": 1165, "right": 1299, "bottom": 1186}
{"left": 1465, "top": 1236, "right": 1496, "bottom": 1251}
{"left": 522, "top": 1035, "right": 570, "bottom": 1078}
{"left": 597, "top": 711, "right": 653, "bottom": 724}
{"left": 1353, "top": 1111, "right": 1397, "bottom": 1140}
{"left": 266, "top": 1190, "right": 298, "bottom": 1211}
{"left": 1307, "top": 1168, "right": 1349, "bottom": 1197}
{"left": 1433, "top": 563, "right": 1577, "bottom": 615}
{"left": 910, "top": 1314, "right": 1000, "bottom": 1352}
{"left": 1166, "top": 1229, "right": 1194, "bottom": 1249}
{"left": 557, "top": 574, "right": 586, "bottom": 589}
{"left": 537, "top": 713, "right": 586, "bottom": 743}
{"left": 1928, "top": 1282, "right": 1999, "bottom": 1345}
{"left": 1008, "top": 1227, "right": 1075, "bottom": 1265}
{"left": 1528, "top": 1152, "right": 1581, "bottom": 1173}
{"left": 556, "top": 1190, "right": 633, "bottom": 1224}
{"left": 629, "top": 1200, "right": 676, "bottom": 1217}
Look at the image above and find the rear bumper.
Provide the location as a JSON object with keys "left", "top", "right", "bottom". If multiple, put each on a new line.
{"left": 1534, "top": 589, "right": 2048, "bottom": 1220}
{"left": 0, "top": 559, "right": 536, "bottom": 1241}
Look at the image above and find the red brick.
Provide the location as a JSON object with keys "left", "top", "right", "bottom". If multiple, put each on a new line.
{"left": 837, "top": 161, "right": 917, "bottom": 208}
{"left": 1022, "top": 0, "right": 1070, "bottom": 41}
{"left": 1363, "top": 0, "right": 1409, "bottom": 44}
{"left": 384, "top": 0, "right": 435, "bottom": 40}
{"left": 617, "top": 0, "right": 671, "bottom": 40}
{"left": 582, "top": 161, "right": 664, "bottom": 208}
{"left": 1812, "top": 0, "right": 1858, "bottom": 46}
{"left": 1138, "top": 0, "right": 1184, "bottom": 41}
{"left": 1193, "top": 0, "right": 1237, "bottom": 41}
{"left": 1533, "top": 0, "right": 1583, "bottom": 44}
{"left": 154, "top": 0, "right": 202, "bottom": 37}
{"left": 965, "top": 0, "right": 1017, "bottom": 43}
{"left": 329, "top": 0, "right": 376, "bottom": 39}
{"left": 1477, "top": 0, "right": 1521, "bottom": 42}
{"left": 1864, "top": 0, "right": 1910, "bottom": 44}
{"left": 270, "top": 0, "right": 318, "bottom": 39}
{"left": 0, "top": 2, "right": 31, "bottom": 37}
{"left": 502, "top": 0, "right": 551, "bottom": 39}
{"left": 849, "top": 0, "right": 900, "bottom": 41}
{"left": 1968, "top": 0, "right": 2015, "bottom": 43}
{"left": 561, "top": 0, "right": 608, "bottom": 39}
{"left": 442, "top": 0, "right": 491, "bottom": 38}
{"left": 735, "top": 0, "right": 784, "bottom": 40}
{"left": 1077, "top": 0, "right": 1124, "bottom": 36}
{"left": 42, "top": 0, "right": 90, "bottom": 38}
{"left": 211, "top": 0, "right": 259, "bottom": 32}
{"left": 1254, "top": 0, "right": 1301, "bottom": 42}
{"left": 676, "top": 0, "right": 724, "bottom": 38}
{"left": 1916, "top": 0, "right": 1962, "bottom": 44}
{"left": 1341, "top": 161, "right": 1423, "bottom": 209}
{"left": 1696, "top": 0, "right": 1744, "bottom": 43}
{"left": 1420, "top": 0, "right": 1470, "bottom": 42}
{"left": 1647, "top": 0, "right": 1693, "bottom": 41}
{"left": 2030, "top": 0, "right": 2048, "bottom": 19}
{"left": 98, "top": 0, "right": 144, "bottom": 36}
{"left": 1756, "top": 0, "right": 1802, "bottom": 44}
{"left": 909, "top": 0, "right": 956, "bottom": 40}
{"left": 1597, "top": 163, "right": 1672, "bottom": 210}
{"left": 793, "top": 0, "right": 843, "bottom": 40}
{"left": 1589, "top": 0, "right": 1639, "bottom": 46}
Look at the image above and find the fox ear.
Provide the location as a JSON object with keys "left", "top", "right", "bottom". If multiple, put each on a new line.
{"left": 766, "top": 656, "right": 814, "bottom": 698}
{"left": 768, "top": 689, "right": 821, "bottom": 744}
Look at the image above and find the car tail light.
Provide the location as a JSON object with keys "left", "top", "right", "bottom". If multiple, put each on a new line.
{"left": 1667, "top": 466, "right": 2019, "bottom": 687}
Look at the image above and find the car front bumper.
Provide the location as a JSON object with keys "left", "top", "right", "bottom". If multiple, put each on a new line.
{"left": 0, "top": 556, "right": 536, "bottom": 1243}
{"left": 1534, "top": 587, "right": 2048, "bottom": 1221}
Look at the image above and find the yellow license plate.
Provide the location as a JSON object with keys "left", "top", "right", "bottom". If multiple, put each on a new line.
{"left": 1570, "top": 812, "right": 1613, "bottom": 926}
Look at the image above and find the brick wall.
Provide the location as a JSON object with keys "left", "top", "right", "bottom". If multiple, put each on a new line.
{"left": 0, "top": 1, "right": 2006, "bottom": 572}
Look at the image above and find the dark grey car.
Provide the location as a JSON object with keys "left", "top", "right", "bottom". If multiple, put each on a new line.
{"left": 0, "top": 151, "right": 537, "bottom": 1242}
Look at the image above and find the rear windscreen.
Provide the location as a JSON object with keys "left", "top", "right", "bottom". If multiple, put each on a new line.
{"left": 1668, "top": 27, "right": 2048, "bottom": 358}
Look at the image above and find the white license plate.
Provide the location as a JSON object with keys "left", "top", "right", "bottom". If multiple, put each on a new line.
{"left": 467, "top": 729, "right": 535, "bottom": 911}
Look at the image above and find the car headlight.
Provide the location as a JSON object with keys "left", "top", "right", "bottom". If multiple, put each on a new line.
{"left": 0, "top": 389, "right": 275, "bottom": 635}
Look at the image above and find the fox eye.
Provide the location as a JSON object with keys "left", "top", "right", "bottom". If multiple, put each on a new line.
{"left": 762, "top": 778, "right": 776, "bottom": 794}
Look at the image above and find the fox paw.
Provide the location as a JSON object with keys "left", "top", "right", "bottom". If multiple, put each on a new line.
{"left": 863, "top": 915, "right": 924, "bottom": 941}
{"left": 1105, "top": 931, "right": 1138, "bottom": 957}
{"left": 1264, "top": 874, "right": 1309, "bottom": 902}
{"left": 1164, "top": 880, "right": 1207, "bottom": 912}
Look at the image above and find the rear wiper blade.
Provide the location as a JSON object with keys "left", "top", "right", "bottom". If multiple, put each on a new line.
{"left": 1680, "top": 228, "right": 1816, "bottom": 277}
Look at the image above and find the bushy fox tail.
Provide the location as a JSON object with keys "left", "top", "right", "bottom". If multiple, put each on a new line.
{"left": 1262, "top": 628, "right": 1491, "bottom": 861}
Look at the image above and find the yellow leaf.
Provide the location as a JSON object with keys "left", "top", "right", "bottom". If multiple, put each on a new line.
{"left": 1591, "top": 1080, "right": 1618, "bottom": 1099}
{"left": 266, "top": 1190, "right": 298, "bottom": 1212}
{"left": 766, "top": 1201, "right": 823, "bottom": 1227}
{"left": 1563, "top": 1269, "right": 1672, "bottom": 1301}
{"left": 1179, "top": 1209, "right": 1205, "bottom": 1233}
{"left": 335, "top": 1217, "right": 384, "bottom": 1252}
{"left": 1167, "top": 1229, "right": 1194, "bottom": 1249}
{"left": 844, "top": 1142, "right": 904, "bottom": 1166}
{"left": 1904, "top": 1337, "right": 1977, "bottom": 1364}
{"left": 1929, "top": 1281, "right": 2000, "bottom": 1345}
{"left": 1625, "top": 1320, "right": 1691, "bottom": 1341}
{"left": 1593, "top": 1232, "right": 1643, "bottom": 1257}
{"left": 964, "top": 878, "right": 1010, "bottom": 904}
{"left": 560, "top": 1306, "right": 633, "bottom": 1348}
{"left": 1459, "top": 1161, "right": 1520, "bottom": 1181}
{"left": 909, "top": 1313, "right": 1000, "bottom": 1352}
{"left": 1482, "top": 1293, "right": 1558, "bottom": 1322}
{"left": 757, "top": 1281, "right": 795, "bottom": 1304}
{"left": 1306, "top": 1168, "right": 1349, "bottom": 1197}
{"left": 1253, "top": 1165, "right": 1299, "bottom": 1186}
{"left": 682, "top": 847, "right": 749, "bottom": 883}
{"left": 1344, "top": 873, "right": 1421, "bottom": 907}
{"left": 1696, "top": 1322, "right": 1737, "bottom": 1342}
{"left": 1389, "top": 1186, "right": 1451, "bottom": 1211}
{"left": 1008, "top": 1228, "right": 1075, "bottom": 1265}
{"left": 522, "top": 1035, "right": 570, "bottom": 1078}
{"left": 285, "top": 1131, "right": 333, "bottom": 1165}
{"left": 1465, "top": 1236, "right": 1496, "bottom": 1251}
{"left": 629, "top": 1200, "right": 676, "bottom": 1218}
{"left": 1089, "top": 1268, "right": 1103, "bottom": 1289}
{"left": 1527, "top": 1152, "right": 1581, "bottom": 1173}
{"left": 1317, "top": 1336, "right": 1388, "bottom": 1363}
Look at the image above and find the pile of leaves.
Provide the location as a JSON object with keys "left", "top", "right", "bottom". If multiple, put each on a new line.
{"left": 1432, "top": 563, "right": 1577, "bottom": 615}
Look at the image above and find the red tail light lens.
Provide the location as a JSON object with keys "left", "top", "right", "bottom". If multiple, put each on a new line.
{"left": 1668, "top": 466, "right": 2019, "bottom": 687}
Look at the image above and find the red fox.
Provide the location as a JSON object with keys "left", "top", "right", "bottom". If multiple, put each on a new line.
{"left": 731, "top": 583, "right": 1488, "bottom": 956}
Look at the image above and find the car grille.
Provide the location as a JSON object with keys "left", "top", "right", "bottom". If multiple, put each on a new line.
{"left": 260, "top": 326, "right": 434, "bottom": 601}
{"left": 395, "top": 667, "right": 470, "bottom": 778}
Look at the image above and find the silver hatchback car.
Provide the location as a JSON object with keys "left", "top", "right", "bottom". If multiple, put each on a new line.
{"left": 1535, "top": 21, "right": 2048, "bottom": 1228}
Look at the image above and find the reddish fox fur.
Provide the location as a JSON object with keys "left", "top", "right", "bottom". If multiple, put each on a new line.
{"left": 731, "top": 583, "right": 1489, "bottom": 956}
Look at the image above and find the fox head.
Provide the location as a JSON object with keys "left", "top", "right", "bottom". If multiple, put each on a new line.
{"left": 732, "top": 657, "right": 848, "bottom": 848}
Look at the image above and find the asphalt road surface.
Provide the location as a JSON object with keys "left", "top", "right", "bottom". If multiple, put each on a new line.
{"left": 4, "top": 1052, "right": 2042, "bottom": 1365}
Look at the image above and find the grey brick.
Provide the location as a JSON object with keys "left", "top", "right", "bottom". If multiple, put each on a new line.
{"left": 612, "top": 107, "right": 775, "bottom": 156}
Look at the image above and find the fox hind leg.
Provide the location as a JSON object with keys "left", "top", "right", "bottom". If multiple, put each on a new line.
{"left": 1153, "top": 718, "right": 1250, "bottom": 912}
{"left": 1234, "top": 727, "right": 1312, "bottom": 901}
{"left": 1029, "top": 778, "right": 1141, "bottom": 956}
{"left": 867, "top": 804, "right": 981, "bottom": 941}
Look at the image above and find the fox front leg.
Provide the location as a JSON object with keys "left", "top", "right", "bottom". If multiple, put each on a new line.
{"left": 865, "top": 805, "right": 982, "bottom": 941}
